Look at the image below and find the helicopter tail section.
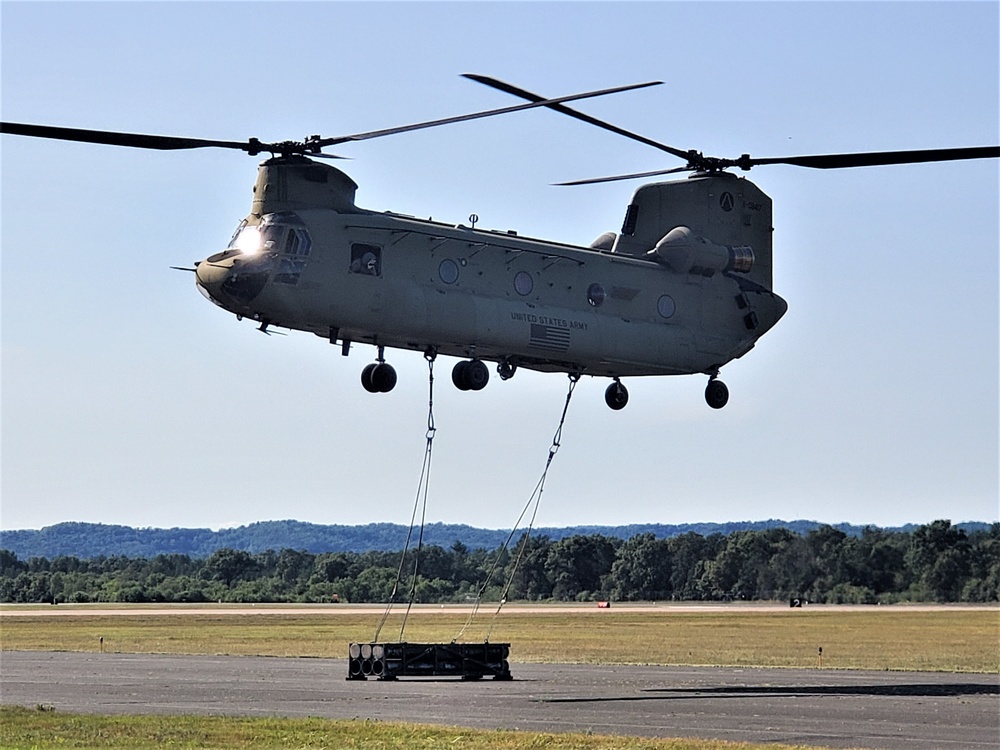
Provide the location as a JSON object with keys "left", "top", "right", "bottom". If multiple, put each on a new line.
{"left": 611, "top": 173, "right": 774, "bottom": 291}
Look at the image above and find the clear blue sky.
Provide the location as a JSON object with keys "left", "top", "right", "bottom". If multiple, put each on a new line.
{"left": 2, "top": 2, "right": 997, "bottom": 532}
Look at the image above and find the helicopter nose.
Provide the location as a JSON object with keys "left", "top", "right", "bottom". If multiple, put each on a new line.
{"left": 194, "top": 258, "right": 231, "bottom": 307}
{"left": 195, "top": 259, "right": 228, "bottom": 290}
{"left": 195, "top": 252, "right": 273, "bottom": 307}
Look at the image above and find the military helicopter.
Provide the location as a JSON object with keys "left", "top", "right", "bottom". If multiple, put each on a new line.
{"left": 3, "top": 76, "right": 997, "bottom": 410}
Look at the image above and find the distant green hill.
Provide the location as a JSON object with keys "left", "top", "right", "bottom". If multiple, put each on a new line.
{"left": 0, "top": 519, "right": 992, "bottom": 559}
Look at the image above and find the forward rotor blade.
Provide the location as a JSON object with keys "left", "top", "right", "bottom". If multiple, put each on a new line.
{"left": 555, "top": 165, "right": 691, "bottom": 186}
{"left": 317, "top": 79, "right": 663, "bottom": 148}
{"left": 2, "top": 79, "right": 665, "bottom": 159}
{"left": 0, "top": 122, "right": 257, "bottom": 153}
{"left": 741, "top": 146, "right": 1000, "bottom": 170}
{"left": 464, "top": 74, "right": 693, "bottom": 163}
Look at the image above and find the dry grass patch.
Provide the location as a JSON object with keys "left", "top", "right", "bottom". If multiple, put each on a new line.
{"left": 1, "top": 607, "right": 996, "bottom": 672}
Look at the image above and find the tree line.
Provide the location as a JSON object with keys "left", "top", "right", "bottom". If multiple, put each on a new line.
{"left": 12, "top": 518, "right": 967, "bottom": 559}
{"left": 2, "top": 520, "right": 996, "bottom": 605}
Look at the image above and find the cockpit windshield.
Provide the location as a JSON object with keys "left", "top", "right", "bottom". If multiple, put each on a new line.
{"left": 210, "top": 213, "right": 312, "bottom": 267}
{"left": 227, "top": 219, "right": 249, "bottom": 249}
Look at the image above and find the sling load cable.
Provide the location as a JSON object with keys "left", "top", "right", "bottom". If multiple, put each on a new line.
{"left": 454, "top": 372, "right": 580, "bottom": 643}
{"left": 372, "top": 349, "right": 437, "bottom": 644}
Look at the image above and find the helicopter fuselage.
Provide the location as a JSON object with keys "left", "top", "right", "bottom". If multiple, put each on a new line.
{"left": 195, "top": 157, "right": 787, "bottom": 396}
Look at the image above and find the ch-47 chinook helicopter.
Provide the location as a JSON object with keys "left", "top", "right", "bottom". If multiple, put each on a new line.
{"left": 3, "top": 75, "right": 997, "bottom": 410}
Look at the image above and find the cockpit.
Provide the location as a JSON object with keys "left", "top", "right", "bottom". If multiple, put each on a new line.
{"left": 195, "top": 212, "right": 312, "bottom": 310}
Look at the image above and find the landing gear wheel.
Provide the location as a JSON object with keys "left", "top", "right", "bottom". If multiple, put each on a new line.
{"left": 361, "top": 363, "right": 379, "bottom": 393}
{"left": 464, "top": 360, "right": 489, "bottom": 391}
{"left": 371, "top": 362, "right": 397, "bottom": 393}
{"left": 452, "top": 360, "right": 489, "bottom": 391}
{"left": 705, "top": 378, "right": 729, "bottom": 409}
{"left": 605, "top": 379, "right": 629, "bottom": 410}
{"left": 452, "top": 361, "right": 470, "bottom": 391}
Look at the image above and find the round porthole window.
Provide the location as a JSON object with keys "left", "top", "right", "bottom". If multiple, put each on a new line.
{"left": 439, "top": 259, "right": 459, "bottom": 284}
{"left": 587, "top": 283, "right": 606, "bottom": 307}
{"left": 657, "top": 294, "right": 676, "bottom": 319}
{"left": 514, "top": 271, "right": 533, "bottom": 296}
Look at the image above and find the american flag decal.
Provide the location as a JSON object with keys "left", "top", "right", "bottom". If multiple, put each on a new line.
{"left": 529, "top": 323, "right": 571, "bottom": 352}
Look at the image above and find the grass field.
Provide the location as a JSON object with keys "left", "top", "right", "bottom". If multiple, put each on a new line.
{"left": 2, "top": 604, "right": 997, "bottom": 672}
{"left": 0, "top": 706, "right": 853, "bottom": 750}
{"left": 3, "top": 605, "right": 989, "bottom": 749}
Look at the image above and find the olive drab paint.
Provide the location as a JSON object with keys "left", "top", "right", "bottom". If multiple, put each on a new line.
{"left": 194, "top": 157, "right": 788, "bottom": 404}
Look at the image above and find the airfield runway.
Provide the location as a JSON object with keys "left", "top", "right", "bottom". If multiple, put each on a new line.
{"left": 2, "top": 651, "right": 997, "bottom": 749}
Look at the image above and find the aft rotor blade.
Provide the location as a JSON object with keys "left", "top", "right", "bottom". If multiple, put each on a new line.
{"left": 0, "top": 122, "right": 258, "bottom": 153}
{"left": 464, "top": 74, "right": 694, "bottom": 163}
{"left": 464, "top": 76, "right": 1000, "bottom": 176}
{"left": 317, "top": 79, "right": 663, "bottom": 148}
{"left": 740, "top": 146, "right": 1000, "bottom": 170}
{"left": 555, "top": 165, "right": 691, "bottom": 186}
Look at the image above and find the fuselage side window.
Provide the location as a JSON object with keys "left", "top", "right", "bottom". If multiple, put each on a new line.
{"left": 350, "top": 243, "right": 382, "bottom": 277}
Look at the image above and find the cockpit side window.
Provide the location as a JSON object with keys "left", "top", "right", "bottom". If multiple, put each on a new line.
{"left": 266, "top": 213, "right": 312, "bottom": 285}
{"left": 286, "top": 230, "right": 302, "bottom": 256}
{"left": 274, "top": 256, "right": 305, "bottom": 285}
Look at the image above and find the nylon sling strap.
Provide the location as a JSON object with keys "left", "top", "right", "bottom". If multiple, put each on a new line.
{"left": 455, "top": 372, "right": 580, "bottom": 643}
{"left": 373, "top": 350, "right": 437, "bottom": 643}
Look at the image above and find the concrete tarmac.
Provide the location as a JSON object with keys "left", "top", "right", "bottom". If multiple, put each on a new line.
{"left": 1, "top": 651, "right": 997, "bottom": 749}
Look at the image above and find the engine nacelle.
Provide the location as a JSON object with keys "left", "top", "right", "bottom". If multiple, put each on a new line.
{"left": 648, "top": 226, "right": 754, "bottom": 276}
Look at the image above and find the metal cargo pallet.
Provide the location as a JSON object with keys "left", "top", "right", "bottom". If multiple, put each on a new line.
{"left": 347, "top": 641, "right": 512, "bottom": 681}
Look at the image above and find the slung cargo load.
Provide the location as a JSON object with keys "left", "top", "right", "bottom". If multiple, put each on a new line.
{"left": 347, "top": 642, "right": 512, "bottom": 681}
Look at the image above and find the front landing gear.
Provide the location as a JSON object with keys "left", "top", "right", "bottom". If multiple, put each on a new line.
{"left": 605, "top": 378, "right": 629, "bottom": 410}
{"left": 362, "top": 346, "right": 397, "bottom": 393}
{"left": 362, "top": 362, "right": 397, "bottom": 393}
{"left": 705, "top": 377, "right": 729, "bottom": 409}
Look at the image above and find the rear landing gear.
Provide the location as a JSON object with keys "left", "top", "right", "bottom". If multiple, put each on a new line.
{"left": 452, "top": 359, "right": 490, "bottom": 391}
{"left": 605, "top": 378, "right": 629, "bottom": 410}
{"left": 705, "top": 377, "right": 729, "bottom": 409}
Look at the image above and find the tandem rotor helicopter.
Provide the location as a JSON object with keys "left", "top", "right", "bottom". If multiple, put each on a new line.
{"left": 3, "top": 75, "right": 997, "bottom": 410}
